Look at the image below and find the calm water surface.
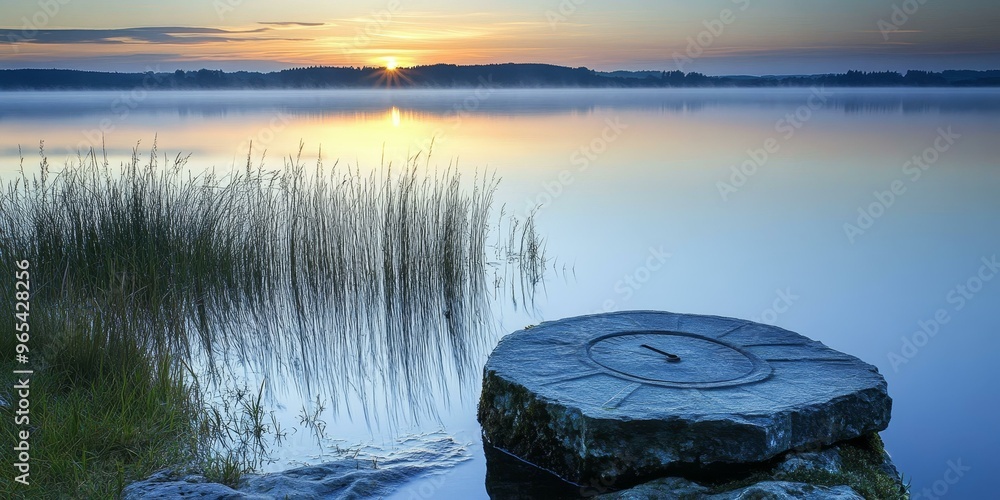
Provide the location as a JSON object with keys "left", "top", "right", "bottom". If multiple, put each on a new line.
{"left": 2, "top": 88, "right": 998, "bottom": 498}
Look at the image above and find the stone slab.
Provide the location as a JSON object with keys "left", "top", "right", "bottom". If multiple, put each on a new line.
{"left": 477, "top": 311, "right": 892, "bottom": 486}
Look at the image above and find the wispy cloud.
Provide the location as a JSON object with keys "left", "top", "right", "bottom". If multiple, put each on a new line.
{"left": 0, "top": 26, "right": 307, "bottom": 45}
{"left": 856, "top": 29, "right": 924, "bottom": 35}
{"left": 258, "top": 22, "right": 328, "bottom": 27}
{"left": 0, "top": 52, "right": 295, "bottom": 72}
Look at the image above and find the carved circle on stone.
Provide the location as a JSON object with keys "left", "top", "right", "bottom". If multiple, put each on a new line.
{"left": 586, "top": 331, "right": 772, "bottom": 388}
{"left": 477, "top": 311, "right": 893, "bottom": 487}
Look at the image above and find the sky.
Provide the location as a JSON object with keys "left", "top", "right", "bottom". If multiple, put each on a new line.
{"left": 0, "top": 0, "right": 998, "bottom": 75}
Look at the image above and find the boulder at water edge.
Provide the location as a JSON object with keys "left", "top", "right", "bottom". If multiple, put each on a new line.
{"left": 478, "top": 311, "right": 892, "bottom": 488}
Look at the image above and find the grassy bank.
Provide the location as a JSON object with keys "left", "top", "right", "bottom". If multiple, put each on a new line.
{"left": 0, "top": 307, "right": 210, "bottom": 498}
{"left": 0, "top": 141, "right": 544, "bottom": 497}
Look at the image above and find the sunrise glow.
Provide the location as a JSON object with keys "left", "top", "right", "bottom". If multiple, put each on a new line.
{"left": 1, "top": 2, "right": 998, "bottom": 74}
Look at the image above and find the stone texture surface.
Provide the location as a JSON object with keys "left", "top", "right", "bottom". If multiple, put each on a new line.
{"left": 123, "top": 435, "right": 467, "bottom": 500}
{"left": 478, "top": 311, "right": 892, "bottom": 486}
{"left": 597, "top": 478, "right": 864, "bottom": 500}
{"left": 594, "top": 441, "right": 903, "bottom": 500}
{"left": 121, "top": 464, "right": 412, "bottom": 500}
{"left": 122, "top": 470, "right": 265, "bottom": 500}
{"left": 707, "top": 481, "right": 864, "bottom": 499}
{"left": 776, "top": 448, "right": 843, "bottom": 475}
{"left": 595, "top": 476, "right": 709, "bottom": 499}
{"left": 878, "top": 450, "right": 903, "bottom": 483}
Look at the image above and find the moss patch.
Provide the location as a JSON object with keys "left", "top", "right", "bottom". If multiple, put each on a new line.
{"left": 478, "top": 371, "right": 564, "bottom": 468}
{"left": 701, "top": 434, "right": 908, "bottom": 500}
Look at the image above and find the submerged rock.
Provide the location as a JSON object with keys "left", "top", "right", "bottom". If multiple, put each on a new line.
{"left": 707, "top": 481, "right": 864, "bottom": 499}
{"left": 598, "top": 478, "right": 863, "bottom": 500}
{"left": 594, "top": 437, "right": 906, "bottom": 499}
{"left": 594, "top": 476, "right": 710, "bottom": 499}
{"left": 123, "top": 435, "right": 468, "bottom": 500}
{"left": 478, "top": 311, "right": 892, "bottom": 487}
{"left": 122, "top": 470, "right": 265, "bottom": 500}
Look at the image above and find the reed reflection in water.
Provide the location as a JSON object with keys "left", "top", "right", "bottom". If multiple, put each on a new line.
{"left": 0, "top": 140, "right": 546, "bottom": 425}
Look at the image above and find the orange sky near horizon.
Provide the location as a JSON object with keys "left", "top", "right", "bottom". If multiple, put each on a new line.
{"left": 1, "top": 1, "right": 998, "bottom": 74}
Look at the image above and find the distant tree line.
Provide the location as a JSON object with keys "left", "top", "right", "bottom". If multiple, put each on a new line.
{"left": 1, "top": 64, "right": 998, "bottom": 90}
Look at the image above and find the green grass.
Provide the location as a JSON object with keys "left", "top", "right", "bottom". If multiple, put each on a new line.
{"left": 0, "top": 307, "right": 209, "bottom": 499}
{"left": 0, "top": 140, "right": 545, "bottom": 496}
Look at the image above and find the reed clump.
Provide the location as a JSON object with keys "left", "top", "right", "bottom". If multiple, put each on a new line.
{"left": 0, "top": 140, "right": 546, "bottom": 495}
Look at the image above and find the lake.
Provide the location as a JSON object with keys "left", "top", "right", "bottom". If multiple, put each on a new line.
{"left": 2, "top": 88, "right": 998, "bottom": 498}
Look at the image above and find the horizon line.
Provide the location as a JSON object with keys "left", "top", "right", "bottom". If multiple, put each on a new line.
{"left": 2, "top": 63, "right": 999, "bottom": 79}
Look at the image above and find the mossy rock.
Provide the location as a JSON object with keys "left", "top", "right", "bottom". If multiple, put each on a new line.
{"left": 478, "top": 311, "right": 893, "bottom": 487}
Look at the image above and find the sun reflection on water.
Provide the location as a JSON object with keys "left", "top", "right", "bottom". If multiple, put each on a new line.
{"left": 390, "top": 106, "right": 401, "bottom": 127}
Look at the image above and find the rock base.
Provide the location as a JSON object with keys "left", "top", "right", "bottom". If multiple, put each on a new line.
{"left": 596, "top": 434, "right": 907, "bottom": 500}
{"left": 479, "top": 311, "right": 893, "bottom": 486}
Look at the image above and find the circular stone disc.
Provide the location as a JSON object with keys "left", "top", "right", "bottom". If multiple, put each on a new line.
{"left": 587, "top": 331, "right": 771, "bottom": 388}
{"left": 478, "top": 311, "right": 891, "bottom": 486}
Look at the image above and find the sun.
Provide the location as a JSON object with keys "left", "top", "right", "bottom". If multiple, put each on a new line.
{"left": 371, "top": 57, "right": 412, "bottom": 87}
